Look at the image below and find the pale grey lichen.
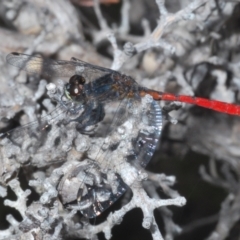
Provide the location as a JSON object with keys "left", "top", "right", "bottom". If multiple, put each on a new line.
{"left": 1, "top": 0, "right": 240, "bottom": 239}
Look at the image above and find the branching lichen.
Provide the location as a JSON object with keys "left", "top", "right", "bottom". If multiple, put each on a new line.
{"left": 0, "top": 0, "right": 240, "bottom": 240}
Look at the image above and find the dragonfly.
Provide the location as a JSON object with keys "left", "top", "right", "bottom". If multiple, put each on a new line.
{"left": 3, "top": 52, "right": 240, "bottom": 218}
{"left": 6, "top": 53, "right": 240, "bottom": 116}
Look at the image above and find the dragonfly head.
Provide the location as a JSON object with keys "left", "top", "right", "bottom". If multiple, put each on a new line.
{"left": 65, "top": 75, "right": 86, "bottom": 100}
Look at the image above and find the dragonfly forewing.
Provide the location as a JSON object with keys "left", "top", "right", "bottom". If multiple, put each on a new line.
{"left": 6, "top": 52, "right": 116, "bottom": 83}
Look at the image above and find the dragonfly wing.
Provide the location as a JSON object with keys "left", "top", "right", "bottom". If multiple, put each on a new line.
{"left": 69, "top": 98, "right": 132, "bottom": 218}
{"left": 6, "top": 52, "right": 116, "bottom": 83}
{"left": 112, "top": 96, "right": 162, "bottom": 168}
{"left": 0, "top": 104, "right": 74, "bottom": 167}
{"left": 94, "top": 95, "right": 162, "bottom": 169}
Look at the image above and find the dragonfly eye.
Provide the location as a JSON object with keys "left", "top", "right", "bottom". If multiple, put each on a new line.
{"left": 69, "top": 75, "right": 86, "bottom": 85}
{"left": 66, "top": 75, "right": 86, "bottom": 97}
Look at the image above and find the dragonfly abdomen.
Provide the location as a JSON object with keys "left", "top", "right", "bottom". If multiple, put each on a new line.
{"left": 141, "top": 89, "right": 240, "bottom": 116}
